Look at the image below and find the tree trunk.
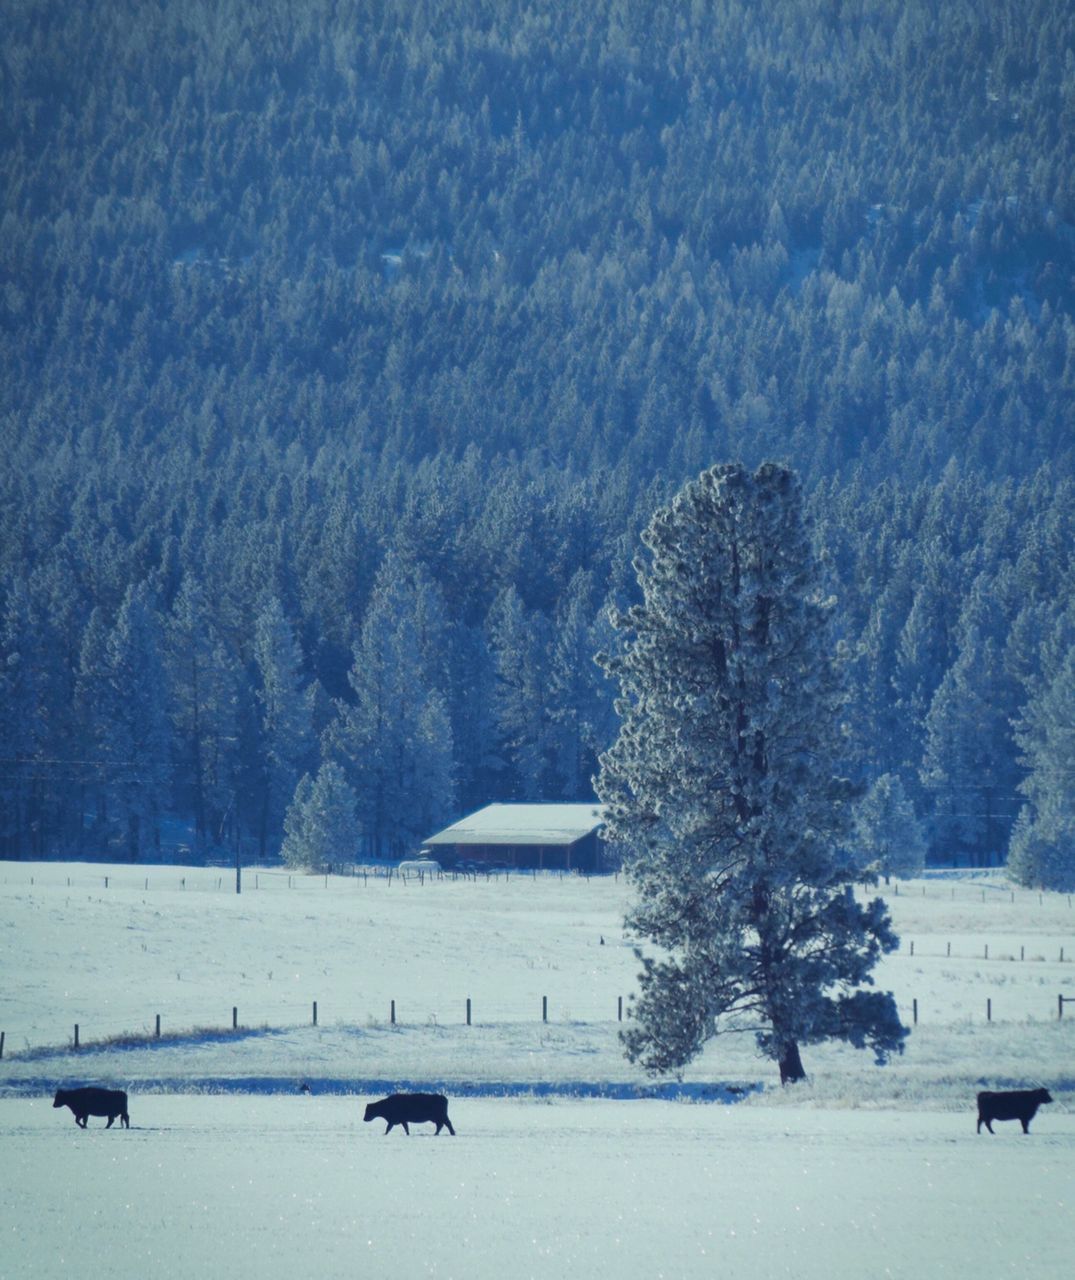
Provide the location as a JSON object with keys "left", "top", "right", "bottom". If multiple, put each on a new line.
{"left": 778, "top": 1040, "right": 806, "bottom": 1084}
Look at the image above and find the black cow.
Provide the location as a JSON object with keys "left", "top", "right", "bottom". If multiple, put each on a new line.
{"left": 53, "top": 1086, "right": 130, "bottom": 1129}
{"left": 363, "top": 1092, "right": 455, "bottom": 1135}
{"left": 976, "top": 1087, "right": 1052, "bottom": 1135}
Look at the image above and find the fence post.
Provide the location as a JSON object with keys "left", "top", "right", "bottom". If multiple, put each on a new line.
{"left": 232, "top": 1006, "right": 238, "bottom": 1030}
{"left": 987, "top": 998, "right": 992, "bottom": 1022}
{"left": 155, "top": 1014, "right": 161, "bottom": 1039}
{"left": 984, "top": 943, "right": 989, "bottom": 960}
{"left": 0, "top": 1031, "right": 4, "bottom": 1060}
{"left": 542, "top": 996, "right": 548, "bottom": 1023}
{"left": 312, "top": 1001, "right": 318, "bottom": 1027}
{"left": 1021, "top": 946, "right": 1025, "bottom": 961}
{"left": 947, "top": 941, "right": 951, "bottom": 957}
{"left": 618, "top": 996, "right": 623, "bottom": 1022}
{"left": 74, "top": 1024, "right": 80, "bottom": 1050}
{"left": 466, "top": 997, "right": 472, "bottom": 1026}
{"left": 910, "top": 940, "right": 914, "bottom": 957}
{"left": 912, "top": 999, "right": 918, "bottom": 1025}
{"left": 390, "top": 999, "right": 396, "bottom": 1025}
{"left": 1060, "top": 995, "right": 1065, "bottom": 1021}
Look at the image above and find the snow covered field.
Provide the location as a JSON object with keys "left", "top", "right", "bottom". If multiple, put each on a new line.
{"left": 4, "top": 1096, "right": 1072, "bottom": 1280}
{"left": 2, "top": 862, "right": 1074, "bottom": 1278}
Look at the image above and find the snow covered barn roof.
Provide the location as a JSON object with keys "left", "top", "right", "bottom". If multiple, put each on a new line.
{"left": 423, "top": 804, "right": 607, "bottom": 871}
{"left": 425, "top": 803, "right": 605, "bottom": 846}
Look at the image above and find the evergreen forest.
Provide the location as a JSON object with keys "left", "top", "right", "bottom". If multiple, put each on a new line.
{"left": 2, "top": 0, "right": 1073, "bottom": 873}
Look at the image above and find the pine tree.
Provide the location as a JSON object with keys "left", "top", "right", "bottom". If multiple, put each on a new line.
{"left": 323, "top": 557, "right": 455, "bottom": 855}
{"left": 253, "top": 596, "right": 315, "bottom": 858}
{"left": 597, "top": 463, "right": 906, "bottom": 1084}
{"left": 547, "top": 571, "right": 616, "bottom": 800}
{"left": 0, "top": 581, "right": 53, "bottom": 857}
{"left": 280, "top": 762, "right": 359, "bottom": 873}
{"left": 95, "top": 583, "right": 172, "bottom": 861}
{"left": 166, "top": 576, "right": 241, "bottom": 858}
{"left": 487, "top": 586, "right": 553, "bottom": 799}
{"left": 1008, "top": 644, "right": 1075, "bottom": 891}
{"left": 852, "top": 773, "right": 927, "bottom": 882}
{"left": 921, "top": 630, "right": 1021, "bottom": 864}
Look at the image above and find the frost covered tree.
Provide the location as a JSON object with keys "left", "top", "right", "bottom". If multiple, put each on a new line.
{"left": 253, "top": 596, "right": 315, "bottom": 858}
{"left": 921, "top": 629, "right": 1020, "bottom": 862}
{"left": 487, "top": 586, "right": 554, "bottom": 799}
{"left": 1008, "top": 642, "right": 1075, "bottom": 891}
{"left": 597, "top": 463, "right": 906, "bottom": 1084}
{"left": 280, "top": 762, "right": 359, "bottom": 873}
{"left": 852, "top": 773, "right": 927, "bottom": 883}
{"left": 167, "top": 576, "right": 241, "bottom": 857}
{"left": 92, "top": 583, "right": 172, "bottom": 861}
{"left": 323, "top": 558, "right": 455, "bottom": 855}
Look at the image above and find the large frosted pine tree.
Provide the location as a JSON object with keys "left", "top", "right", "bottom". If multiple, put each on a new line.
{"left": 597, "top": 463, "right": 906, "bottom": 1084}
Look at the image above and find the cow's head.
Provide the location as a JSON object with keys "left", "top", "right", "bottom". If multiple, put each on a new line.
{"left": 52, "top": 1090, "right": 67, "bottom": 1108}
{"left": 363, "top": 1102, "right": 378, "bottom": 1122}
{"left": 1036, "top": 1088, "right": 1053, "bottom": 1104}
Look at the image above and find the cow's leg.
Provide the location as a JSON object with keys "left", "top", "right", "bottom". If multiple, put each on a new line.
{"left": 384, "top": 1121, "right": 395, "bottom": 1134}
{"left": 1020, "top": 1117, "right": 1030, "bottom": 1134}
{"left": 976, "top": 1116, "right": 983, "bottom": 1134}
{"left": 122, "top": 1113, "right": 129, "bottom": 1129}
{"left": 106, "top": 1115, "right": 115, "bottom": 1128}
{"left": 444, "top": 1118, "right": 455, "bottom": 1136}
{"left": 402, "top": 1121, "right": 410, "bottom": 1135}
{"left": 76, "top": 1114, "right": 87, "bottom": 1128}
{"left": 984, "top": 1119, "right": 994, "bottom": 1134}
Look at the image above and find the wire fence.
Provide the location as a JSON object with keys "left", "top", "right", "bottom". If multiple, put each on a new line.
{"left": 4, "top": 864, "right": 1074, "bottom": 908}
{"left": 1, "top": 865, "right": 615, "bottom": 893}
{"left": 0, "top": 993, "right": 636, "bottom": 1061}
{"left": 7, "top": 983, "right": 1075, "bottom": 1063}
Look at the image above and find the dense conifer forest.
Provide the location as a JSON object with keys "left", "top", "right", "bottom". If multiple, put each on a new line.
{"left": 2, "top": 0, "right": 1072, "bottom": 872}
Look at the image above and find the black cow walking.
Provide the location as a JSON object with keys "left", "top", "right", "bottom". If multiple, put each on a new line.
{"left": 976, "top": 1087, "right": 1052, "bottom": 1135}
{"left": 53, "top": 1087, "right": 130, "bottom": 1129}
{"left": 363, "top": 1092, "right": 455, "bottom": 1135}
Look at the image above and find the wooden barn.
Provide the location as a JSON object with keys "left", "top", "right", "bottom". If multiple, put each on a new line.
{"left": 422, "top": 803, "right": 607, "bottom": 872}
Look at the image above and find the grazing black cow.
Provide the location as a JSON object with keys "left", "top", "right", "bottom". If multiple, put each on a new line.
{"left": 53, "top": 1087, "right": 130, "bottom": 1129}
{"left": 976, "top": 1087, "right": 1052, "bottom": 1135}
{"left": 363, "top": 1092, "right": 455, "bottom": 1135}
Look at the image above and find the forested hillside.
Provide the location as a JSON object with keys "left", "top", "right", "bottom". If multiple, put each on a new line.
{"left": 1, "top": 0, "right": 1072, "bottom": 870}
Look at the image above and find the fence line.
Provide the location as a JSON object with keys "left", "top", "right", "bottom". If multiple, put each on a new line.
{"left": 6, "top": 986, "right": 1075, "bottom": 1060}
{"left": 3, "top": 866, "right": 617, "bottom": 894}
{"left": 901, "top": 940, "right": 1070, "bottom": 963}
{"left": 4, "top": 868, "right": 1072, "bottom": 903}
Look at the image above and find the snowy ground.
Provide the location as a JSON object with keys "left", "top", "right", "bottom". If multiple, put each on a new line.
{"left": 4, "top": 1096, "right": 1072, "bottom": 1280}
{"left": 2, "top": 862, "right": 1074, "bottom": 1277}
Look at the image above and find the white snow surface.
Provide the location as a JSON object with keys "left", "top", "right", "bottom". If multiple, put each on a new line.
{"left": 3, "top": 861, "right": 1074, "bottom": 1278}
{"left": 5, "top": 1095, "right": 1073, "bottom": 1280}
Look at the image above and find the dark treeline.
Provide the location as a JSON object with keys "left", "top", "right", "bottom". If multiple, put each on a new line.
{"left": 1, "top": 0, "right": 1072, "bottom": 867}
